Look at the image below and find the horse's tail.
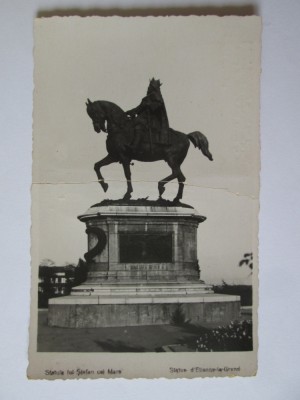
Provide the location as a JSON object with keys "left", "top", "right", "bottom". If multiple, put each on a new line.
{"left": 188, "top": 131, "right": 213, "bottom": 161}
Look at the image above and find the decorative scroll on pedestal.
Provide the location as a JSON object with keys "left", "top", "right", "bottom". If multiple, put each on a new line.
{"left": 84, "top": 227, "right": 107, "bottom": 263}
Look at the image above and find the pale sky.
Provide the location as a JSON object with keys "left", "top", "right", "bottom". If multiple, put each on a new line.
{"left": 32, "top": 17, "right": 260, "bottom": 284}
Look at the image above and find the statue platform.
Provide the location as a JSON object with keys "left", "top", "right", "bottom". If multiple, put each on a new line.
{"left": 48, "top": 201, "right": 240, "bottom": 328}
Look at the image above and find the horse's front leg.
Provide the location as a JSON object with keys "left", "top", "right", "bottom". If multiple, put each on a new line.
{"left": 94, "top": 154, "right": 116, "bottom": 192}
{"left": 122, "top": 162, "right": 133, "bottom": 200}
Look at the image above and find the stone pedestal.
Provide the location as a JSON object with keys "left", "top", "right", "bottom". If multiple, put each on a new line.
{"left": 48, "top": 202, "right": 240, "bottom": 327}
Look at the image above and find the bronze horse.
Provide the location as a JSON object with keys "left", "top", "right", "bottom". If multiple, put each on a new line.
{"left": 86, "top": 99, "right": 213, "bottom": 202}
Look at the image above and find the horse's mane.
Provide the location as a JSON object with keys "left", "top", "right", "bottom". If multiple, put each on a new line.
{"left": 91, "top": 100, "right": 127, "bottom": 127}
{"left": 94, "top": 100, "right": 124, "bottom": 113}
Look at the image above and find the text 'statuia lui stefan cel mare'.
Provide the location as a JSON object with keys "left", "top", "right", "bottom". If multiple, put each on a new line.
{"left": 29, "top": 16, "right": 261, "bottom": 379}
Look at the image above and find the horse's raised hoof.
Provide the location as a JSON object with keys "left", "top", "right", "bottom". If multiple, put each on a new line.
{"left": 101, "top": 182, "right": 109, "bottom": 192}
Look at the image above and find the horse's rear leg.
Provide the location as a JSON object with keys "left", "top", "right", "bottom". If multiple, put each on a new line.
{"left": 94, "top": 154, "right": 115, "bottom": 192}
{"left": 174, "top": 168, "right": 186, "bottom": 203}
{"left": 159, "top": 157, "right": 186, "bottom": 202}
{"left": 158, "top": 170, "right": 177, "bottom": 199}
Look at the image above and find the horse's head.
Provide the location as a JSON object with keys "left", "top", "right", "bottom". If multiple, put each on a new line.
{"left": 86, "top": 99, "right": 107, "bottom": 133}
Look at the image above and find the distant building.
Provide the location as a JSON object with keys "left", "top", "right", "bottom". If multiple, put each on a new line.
{"left": 38, "top": 265, "right": 75, "bottom": 307}
{"left": 38, "top": 260, "right": 87, "bottom": 308}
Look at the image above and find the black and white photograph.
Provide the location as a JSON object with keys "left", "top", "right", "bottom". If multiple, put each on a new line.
{"left": 28, "top": 15, "right": 260, "bottom": 379}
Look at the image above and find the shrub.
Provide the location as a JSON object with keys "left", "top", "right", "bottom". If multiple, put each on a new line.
{"left": 196, "top": 320, "right": 253, "bottom": 352}
{"left": 171, "top": 304, "right": 187, "bottom": 326}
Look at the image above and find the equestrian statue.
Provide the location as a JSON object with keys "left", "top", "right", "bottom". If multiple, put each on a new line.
{"left": 86, "top": 78, "right": 213, "bottom": 202}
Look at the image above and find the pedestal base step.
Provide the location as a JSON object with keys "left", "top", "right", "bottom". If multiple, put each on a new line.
{"left": 48, "top": 291, "right": 240, "bottom": 328}
{"left": 70, "top": 282, "right": 214, "bottom": 296}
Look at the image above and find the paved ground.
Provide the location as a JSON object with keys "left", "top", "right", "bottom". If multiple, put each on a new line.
{"left": 38, "top": 308, "right": 252, "bottom": 353}
{"left": 37, "top": 310, "right": 208, "bottom": 352}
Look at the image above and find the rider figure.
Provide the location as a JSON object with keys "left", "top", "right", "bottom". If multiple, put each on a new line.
{"left": 126, "top": 78, "right": 170, "bottom": 151}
